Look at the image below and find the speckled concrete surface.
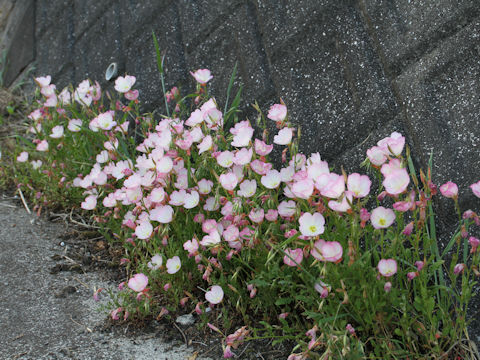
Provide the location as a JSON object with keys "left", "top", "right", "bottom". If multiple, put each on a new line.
{"left": 0, "top": 198, "right": 210, "bottom": 360}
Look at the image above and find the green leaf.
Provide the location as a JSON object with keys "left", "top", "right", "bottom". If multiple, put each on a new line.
{"left": 275, "top": 297, "right": 293, "bottom": 306}
{"left": 223, "top": 62, "right": 238, "bottom": 117}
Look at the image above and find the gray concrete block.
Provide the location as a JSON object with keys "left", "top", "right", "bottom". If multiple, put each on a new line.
{"left": 35, "top": 0, "right": 72, "bottom": 39}
{"left": 74, "top": 0, "right": 117, "bottom": 39}
{"left": 177, "top": 0, "right": 241, "bottom": 52}
{"left": 35, "top": 8, "right": 73, "bottom": 85}
{"left": 395, "top": 17, "right": 480, "bottom": 211}
{"left": 72, "top": 4, "right": 124, "bottom": 86}
{"left": 253, "top": 0, "right": 327, "bottom": 57}
{"left": 185, "top": 2, "right": 275, "bottom": 111}
{"left": 3, "top": 0, "right": 35, "bottom": 86}
{"left": 361, "top": 0, "right": 480, "bottom": 77}
{"left": 122, "top": 2, "right": 187, "bottom": 111}
{"left": 267, "top": 2, "right": 398, "bottom": 161}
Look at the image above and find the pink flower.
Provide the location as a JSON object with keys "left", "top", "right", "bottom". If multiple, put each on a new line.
{"left": 384, "top": 281, "right": 392, "bottom": 292}
{"left": 114, "top": 75, "right": 136, "bottom": 93}
{"left": 254, "top": 139, "right": 273, "bottom": 156}
{"left": 291, "top": 179, "right": 314, "bottom": 199}
{"left": 265, "top": 209, "right": 278, "bottom": 222}
{"left": 311, "top": 240, "right": 343, "bottom": 262}
{"left": 402, "top": 221, "right": 414, "bottom": 236}
{"left": 233, "top": 148, "right": 253, "bottom": 165}
{"left": 328, "top": 191, "right": 353, "bottom": 212}
{"left": 204, "top": 108, "right": 223, "bottom": 129}
{"left": 378, "top": 259, "right": 397, "bottom": 277}
{"left": 278, "top": 200, "right": 296, "bottom": 218}
{"left": 197, "top": 178, "right": 214, "bottom": 194}
{"left": 469, "top": 180, "right": 480, "bottom": 198}
{"left": 319, "top": 173, "right": 345, "bottom": 198}
{"left": 81, "top": 195, "right": 97, "bottom": 210}
{"left": 36, "top": 140, "right": 49, "bottom": 152}
{"left": 383, "top": 168, "right": 410, "bottom": 195}
{"left": 283, "top": 248, "right": 303, "bottom": 266}
{"left": 273, "top": 127, "right": 293, "bottom": 145}
{"left": 202, "top": 219, "right": 217, "bottom": 233}
{"left": 407, "top": 271, "right": 418, "bottom": 280}
{"left": 469, "top": 236, "right": 479, "bottom": 253}
{"left": 346, "top": 324, "right": 356, "bottom": 336}
{"left": 96, "top": 111, "right": 117, "bottom": 131}
{"left": 250, "top": 159, "right": 272, "bottom": 175}
{"left": 267, "top": 104, "right": 287, "bottom": 122}
{"left": 35, "top": 75, "right": 51, "bottom": 88}
{"left": 347, "top": 173, "right": 371, "bottom": 198}
{"left": 49, "top": 125, "right": 64, "bottom": 138}
{"left": 184, "top": 191, "right": 200, "bottom": 209}
{"left": 440, "top": 181, "right": 458, "bottom": 198}
{"left": 150, "top": 205, "right": 174, "bottom": 223}
{"left": 184, "top": 238, "right": 199, "bottom": 256}
{"left": 377, "top": 132, "right": 405, "bottom": 156}
{"left": 237, "top": 179, "right": 257, "bottom": 198}
{"left": 135, "top": 221, "right": 153, "bottom": 240}
{"left": 366, "top": 146, "right": 387, "bottom": 166}
{"left": 219, "top": 172, "right": 238, "bottom": 191}
{"left": 111, "top": 307, "right": 122, "bottom": 320}
{"left": 147, "top": 254, "right": 163, "bottom": 270}
{"left": 125, "top": 89, "right": 139, "bottom": 101}
{"left": 415, "top": 261, "right": 424, "bottom": 271}
{"left": 166, "top": 256, "right": 181, "bottom": 274}
{"left": 299, "top": 212, "right": 325, "bottom": 237}
{"left": 370, "top": 206, "right": 395, "bottom": 229}
{"left": 224, "top": 345, "right": 234, "bottom": 358}
{"left": 190, "top": 69, "right": 213, "bottom": 84}
{"left": 205, "top": 285, "right": 224, "bottom": 304}
{"left": 223, "top": 224, "right": 239, "bottom": 242}
{"left": 261, "top": 169, "right": 281, "bottom": 189}
{"left": 217, "top": 151, "right": 235, "bottom": 167}
{"left": 201, "top": 229, "right": 221, "bottom": 246}
{"left": 16, "top": 152, "right": 29, "bottom": 162}
{"left": 248, "top": 208, "right": 265, "bottom": 223}
{"left": 230, "top": 121, "right": 254, "bottom": 147}
{"left": 186, "top": 109, "right": 204, "bottom": 126}
{"left": 127, "top": 273, "right": 148, "bottom": 292}
{"left": 314, "top": 280, "right": 330, "bottom": 298}
{"left": 453, "top": 263, "right": 465, "bottom": 275}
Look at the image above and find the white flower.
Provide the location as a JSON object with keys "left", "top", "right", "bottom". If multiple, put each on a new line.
{"left": 273, "top": 127, "right": 293, "bottom": 145}
{"left": 166, "top": 256, "right": 181, "bottom": 274}
{"left": 205, "top": 285, "right": 224, "bottom": 304}
{"left": 114, "top": 75, "right": 136, "bottom": 93}
{"left": 261, "top": 170, "right": 281, "bottom": 189}
{"left": 49, "top": 125, "right": 64, "bottom": 138}
{"left": 147, "top": 255, "right": 163, "bottom": 270}
{"left": 135, "top": 221, "right": 153, "bottom": 240}
{"left": 299, "top": 212, "right": 325, "bottom": 237}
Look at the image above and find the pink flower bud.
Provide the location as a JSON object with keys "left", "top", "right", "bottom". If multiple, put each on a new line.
{"left": 402, "top": 221, "right": 414, "bottom": 236}
{"left": 346, "top": 323, "right": 356, "bottom": 335}
{"left": 415, "top": 261, "right": 424, "bottom": 271}
{"left": 440, "top": 181, "right": 458, "bottom": 198}
{"left": 454, "top": 263, "right": 465, "bottom": 275}
{"left": 469, "top": 236, "right": 479, "bottom": 253}
{"left": 384, "top": 282, "right": 392, "bottom": 292}
{"left": 407, "top": 271, "right": 418, "bottom": 280}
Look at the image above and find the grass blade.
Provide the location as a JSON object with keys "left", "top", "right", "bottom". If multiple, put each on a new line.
{"left": 152, "top": 31, "right": 169, "bottom": 117}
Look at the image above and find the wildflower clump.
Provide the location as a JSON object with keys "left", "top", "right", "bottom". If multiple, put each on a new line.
{"left": 8, "top": 66, "right": 480, "bottom": 359}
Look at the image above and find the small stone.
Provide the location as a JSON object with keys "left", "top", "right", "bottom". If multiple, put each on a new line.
{"left": 175, "top": 314, "right": 195, "bottom": 326}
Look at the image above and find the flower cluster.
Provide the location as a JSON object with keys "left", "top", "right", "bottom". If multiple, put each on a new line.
{"left": 11, "top": 68, "right": 480, "bottom": 359}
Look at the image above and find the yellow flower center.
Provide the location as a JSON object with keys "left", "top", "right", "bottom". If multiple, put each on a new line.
{"left": 309, "top": 225, "right": 317, "bottom": 233}
{"left": 379, "top": 218, "right": 386, "bottom": 226}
